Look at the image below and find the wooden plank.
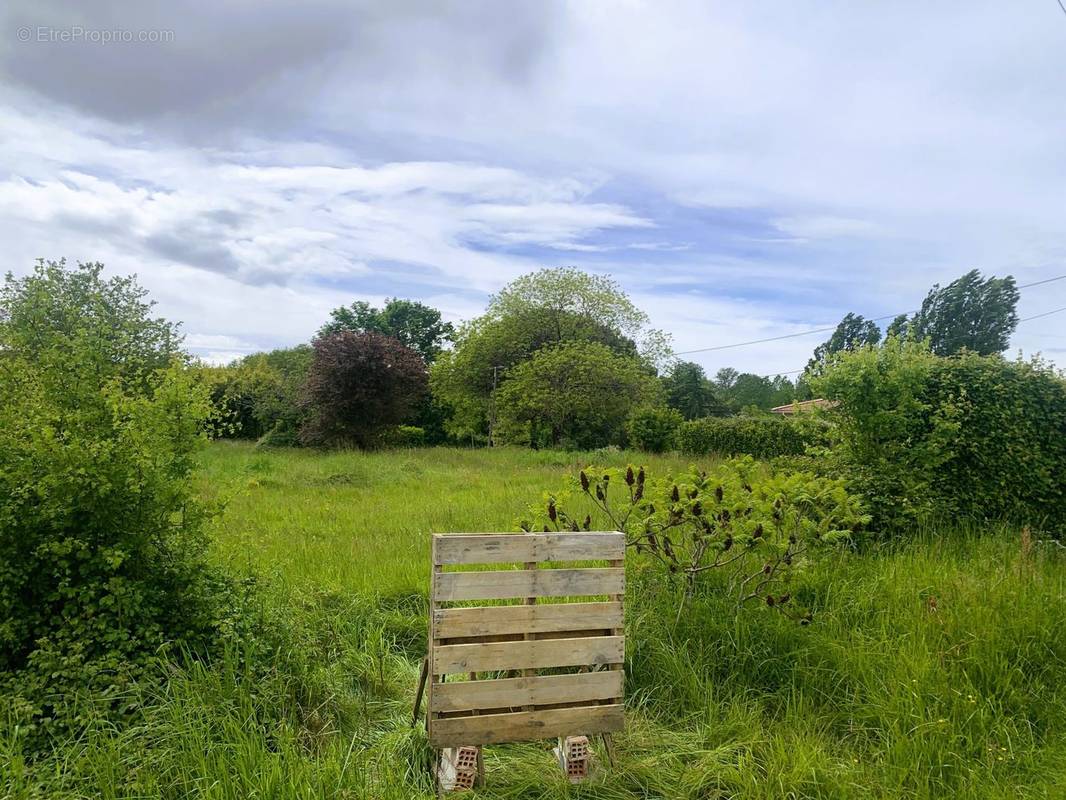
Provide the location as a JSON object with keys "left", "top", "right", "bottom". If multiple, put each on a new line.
{"left": 434, "top": 532, "right": 624, "bottom": 565}
{"left": 433, "top": 635, "right": 624, "bottom": 674}
{"left": 434, "top": 601, "right": 624, "bottom": 639}
{"left": 430, "top": 704, "right": 623, "bottom": 747}
{"left": 434, "top": 568, "right": 624, "bottom": 602}
{"left": 430, "top": 670, "right": 623, "bottom": 713}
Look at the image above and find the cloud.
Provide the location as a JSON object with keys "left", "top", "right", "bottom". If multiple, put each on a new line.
{"left": 0, "top": 2, "right": 1063, "bottom": 375}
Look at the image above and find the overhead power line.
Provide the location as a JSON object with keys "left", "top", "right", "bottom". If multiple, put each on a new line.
{"left": 748, "top": 305, "right": 1066, "bottom": 378}
{"left": 671, "top": 274, "right": 1066, "bottom": 357}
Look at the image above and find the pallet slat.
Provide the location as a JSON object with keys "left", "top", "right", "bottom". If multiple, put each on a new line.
{"left": 434, "top": 532, "right": 624, "bottom": 565}
{"left": 430, "top": 704, "right": 623, "bottom": 747}
{"left": 433, "top": 635, "right": 623, "bottom": 674}
{"left": 430, "top": 670, "right": 623, "bottom": 713}
{"left": 434, "top": 601, "right": 623, "bottom": 639}
{"left": 434, "top": 568, "right": 623, "bottom": 602}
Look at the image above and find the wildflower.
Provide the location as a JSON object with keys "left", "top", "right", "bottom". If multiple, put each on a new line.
{"left": 671, "top": 485, "right": 680, "bottom": 502}
{"left": 547, "top": 500, "right": 557, "bottom": 523}
{"left": 625, "top": 466, "right": 634, "bottom": 486}
{"left": 715, "top": 486, "right": 724, "bottom": 502}
{"left": 580, "top": 471, "right": 590, "bottom": 492}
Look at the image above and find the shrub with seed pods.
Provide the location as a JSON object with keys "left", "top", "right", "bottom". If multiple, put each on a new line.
{"left": 526, "top": 457, "right": 867, "bottom": 623}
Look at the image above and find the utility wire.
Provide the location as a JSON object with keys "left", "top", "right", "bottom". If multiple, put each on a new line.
{"left": 671, "top": 274, "right": 1066, "bottom": 357}
{"left": 752, "top": 305, "right": 1066, "bottom": 377}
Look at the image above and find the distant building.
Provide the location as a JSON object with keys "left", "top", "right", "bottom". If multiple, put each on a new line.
{"left": 770, "top": 398, "right": 838, "bottom": 416}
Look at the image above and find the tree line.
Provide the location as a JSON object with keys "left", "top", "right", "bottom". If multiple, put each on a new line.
{"left": 204, "top": 266, "right": 1024, "bottom": 450}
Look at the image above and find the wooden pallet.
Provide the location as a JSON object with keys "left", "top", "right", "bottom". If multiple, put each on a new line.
{"left": 418, "top": 531, "right": 625, "bottom": 788}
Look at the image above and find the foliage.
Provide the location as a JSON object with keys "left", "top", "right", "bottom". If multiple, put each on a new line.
{"left": 815, "top": 339, "right": 1066, "bottom": 531}
{"left": 390, "top": 425, "right": 427, "bottom": 448}
{"left": 0, "top": 261, "right": 223, "bottom": 744}
{"left": 198, "top": 345, "right": 312, "bottom": 442}
{"left": 494, "top": 341, "right": 662, "bottom": 449}
{"left": 714, "top": 368, "right": 797, "bottom": 412}
{"left": 626, "top": 406, "right": 683, "bottom": 452}
{"left": 663, "top": 361, "right": 726, "bottom": 419}
{"left": 299, "top": 332, "right": 428, "bottom": 448}
{"left": 430, "top": 268, "right": 670, "bottom": 440}
{"left": 526, "top": 458, "right": 866, "bottom": 615}
{"left": 676, "top": 415, "right": 816, "bottom": 458}
{"left": 902, "top": 269, "right": 1019, "bottom": 356}
{"left": 318, "top": 298, "right": 453, "bottom": 363}
{"left": 807, "top": 312, "right": 882, "bottom": 375}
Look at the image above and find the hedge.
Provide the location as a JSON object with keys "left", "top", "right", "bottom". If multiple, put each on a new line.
{"left": 676, "top": 415, "right": 817, "bottom": 458}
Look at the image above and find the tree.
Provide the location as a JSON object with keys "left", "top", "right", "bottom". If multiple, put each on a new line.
{"left": 663, "top": 361, "right": 726, "bottom": 419}
{"left": 904, "top": 270, "right": 1019, "bottom": 356}
{"left": 299, "top": 331, "right": 428, "bottom": 447}
{"left": 0, "top": 260, "right": 220, "bottom": 740}
{"left": 807, "top": 313, "right": 882, "bottom": 374}
{"left": 431, "top": 268, "right": 669, "bottom": 440}
{"left": 494, "top": 341, "right": 662, "bottom": 449}
{"left": 319, "top": 298, "right": 453, "bottom": 363}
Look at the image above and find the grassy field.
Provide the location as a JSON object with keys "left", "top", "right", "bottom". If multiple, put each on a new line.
{"left": 5, "top": 442, "right": 1066, "bottom": 799}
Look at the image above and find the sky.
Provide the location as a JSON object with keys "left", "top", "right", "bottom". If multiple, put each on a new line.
{"left": 1, "top": 1, "right": 1064, "bottom": 375}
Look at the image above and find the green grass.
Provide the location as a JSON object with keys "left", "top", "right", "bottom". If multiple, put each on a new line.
{"left": 4, "top": 442, "right": 1066, "bottom": 799}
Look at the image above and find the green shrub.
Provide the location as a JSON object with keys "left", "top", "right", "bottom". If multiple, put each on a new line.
{"left": 626, "top": 406, "right": 683, "bottom": 452}
{"left": 525, "top": 457, "right": 867, "bottom": 615}
{"left": 815, "top": 339, "right": 1066, "bottom": 532}
{"left": 256, "top": 420, "right": 301, "bottom": 448}
{"left": 0, "top": 261, "right": 225, "bottom": 746}
{"left": 391, "top": 425, "right": 427, "bottom": 448}
{"left": 676, "top": 415, "right": 815, "bottom": 458}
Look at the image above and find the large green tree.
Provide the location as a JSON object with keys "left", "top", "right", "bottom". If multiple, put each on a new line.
{"left": 904, "top": 270, "right": 1019, "bottom": 356}
{"left": 319, "top": 298, "right": 453, "bottom": 363}
{"left": 431, "top": 268, "right": 669, "bottom": 440}
{"left": 807, "top": 312, "right": 882, "bottom": 374}
{"left": 494, "top": 341, "right": 662, "bottom": 449}
{"left": 663, "top": 361, "right": 725, "bottom": 419}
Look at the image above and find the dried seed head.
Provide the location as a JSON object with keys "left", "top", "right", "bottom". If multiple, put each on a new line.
{"left": 671, "top": 485, "right": 680, "bottom": 503}
{"left": 625, "top": 466, "right": 635, "bottom": 486}
{"left": 580, "top": 471, "right": 590, "bottom": 492}
{"left": 766, "top": 595, "right": 775, "bottom": 607}
{"left": 715, "top": 486, "right": 724, "bottom": 503}
{"left": 634, "top": 484, "right": 644, "bottom": 502}
{"left": 603, "top": 473, "right": 610, "bottom": 483}
{"left": 637, "top": 467, "right": 646, "bottom": 485}
{"left": 596, "top": 484, "right": 605, "bottom": 502}
{"left": 692, "top": 501, "right": 703, "bottom": 517}
{"left": 722, "top": 536, "right": 733, "bottom": 551}
{"left": 688, "top": 488, "right": 698, "bottom": 499}
{"left": 583, "top": 514, "right": 591, "bottom": 531}
{"left": 763, "top": 563, "right": 772, "bottom": 574}
{"left": 753, "top": 524, "right": 763, "bottom": 539}
{"left": 547, "top": 500, "right": 557, "bottom": 522}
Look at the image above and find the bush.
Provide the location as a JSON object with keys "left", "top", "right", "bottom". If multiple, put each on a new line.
{"left": 815, "top": 339, "right": 1066, "bottom": 532}
{"left": 626, "top": 406, "right": 683, "bottom": 452}
{"left": 525, "top": 457, "right": 867, "bottom": 615}
{"left": 299, "top": 332, "right": 428, "bottom": 448}
{"left": 494, "top": 341, "right": 662, "bottom": 449}
{"left": 676, "top": 415, "right": 814, "bottom": 458}
{"left": 391, "top": 425, "right": 427, "bottom": 448}
{"left": 0, "top": 261, "right": 224, "bottom": 745}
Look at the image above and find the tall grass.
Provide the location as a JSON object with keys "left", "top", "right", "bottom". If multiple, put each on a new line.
{"left": 3, "top": 443, "right": 1065, "bottom": 799}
